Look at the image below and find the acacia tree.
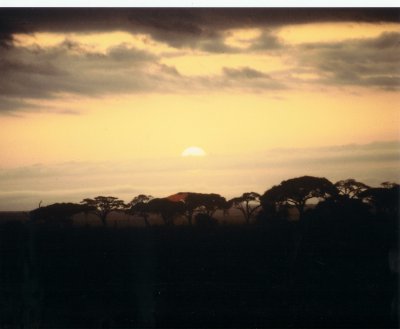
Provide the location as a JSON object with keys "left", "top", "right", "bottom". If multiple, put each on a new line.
{"left": 166, "top": 192, "right": 195, "bottom": 225}
{"left": 229, "top": 192, "right": 261, "bottom": 224}
{"left": 334, "top": 179, "right": 370, "bottom": 199}
{"left": 179, "top": 193, "right": 201, "bottom": 226}
{"left": 81, "top": 196, "right": 126, "bottom": 226}
{"left": 29, "top": 203, "right": 94, "bottom": 226}
{"left": 261, "top": 176, "right": 338, "bottom": 219}
{"left": 168, "top": 192, "right": 229, "bottom": 225}
{"left": 126, "top": 194, "right": 153, "bottom": 227}
{"left": 196, "top": 193, "right": 229, "bottom": 218}
{"left": 146, "top": 198, "right": 185, "bottom": 226}
{"left": 381, "top": 181, "right": 399, "bottom": 189}
{"left": 186, "top": 193, "right": 227, "bottom": 225}
{"left": 359, "top": 182, "right": 399, "bottom": 217}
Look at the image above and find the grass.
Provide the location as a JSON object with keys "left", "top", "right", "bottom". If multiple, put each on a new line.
{"left": 0, "top": 216, "right": 397, "bottom": 328}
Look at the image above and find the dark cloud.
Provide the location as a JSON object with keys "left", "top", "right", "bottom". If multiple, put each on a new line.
{"left": 0, "top": 32, "right": 13, "bottom": 48}
{"left": 0, "top": 39, "right": 286, "bottom": 114}
{"left": 197, "top": 37, "right": 239, "bottom": 54}
{"left": 0, "top": 8, "right": 397, "bottom": 50}
{"left": 0, "top": 96, "right": 41, "bottom": 115}
{"left": 157, "top": 63, "right": 181, "bottom": 77}
{"left": 223, "top": 67, "right": 269, "bottom": 79}
{"left": 0, "top": 9, "right": 398, "bottom": 114}
{"left": 216, "top": 66, "right": 285, "bottom": 91}
{"left": 128, "top": 9, "right": 208, "bottom": 49}
{"left": 2, "top": 8, "right": 398, "bottom": 32}
{"left": 0, "top": 41, "right": 165, "bottom": 108}
{"left": 296, "top": 32, "right": 400, "bottom": 90}
{"left": 250, "top": 32, "right": 284, "bottom": 50}
{"left": 128, "top": 11, "right": 240, "bottom": 53}
{"left": 363, "top": 31, "right": 400, "bottom": 48}
{"left": 106, "top": 44, "right": 158, "bottom": 63}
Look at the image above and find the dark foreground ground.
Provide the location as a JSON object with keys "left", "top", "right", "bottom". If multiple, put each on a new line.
{"left": 0, "top": 216, "right": 398, "bottom": 328}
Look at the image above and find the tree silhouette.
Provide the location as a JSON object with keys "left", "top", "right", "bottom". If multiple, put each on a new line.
{"left": 334, "top": 179, "right": 370, "bottom": 199}
{"left": 146, "top": 198, "right": 185, "bottom": 226}
{"left": 29, "top": 203, "right": 94, "bottom": 226}
{"left": 310, "top": 195, "right": 371, "bottom": 223}
{"left": 381, "top": 181, "right": 399, "bottom": 189}
{"left": 359, "top": 183, "right": 399, "bottom": 217}
{"left": 261, "top": 176, "right": 338, "bottom": 219}
{"left": 170, "top": 192, "right": 197, "bottom": 225}
{"left": 194, "top": 213, "right": 218, "bottom": 227}
{"left": 127, "top": 194, "right": 153, "bottom": 227}
{"left": 81, "top": 196, "right": 126, "bottom": 226}
{"left": 229, "top": 192, "right": 261, "bottom": 224}
{"left": 195, "top": 193, "right": 229, "bottom": 217}
{"left": 168, "top": 192, "right": 229, "bottom": 225}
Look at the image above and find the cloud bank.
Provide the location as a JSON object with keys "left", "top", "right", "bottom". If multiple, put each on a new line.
{"left": 0, "top": 9, "right": 399, "bottom": 114}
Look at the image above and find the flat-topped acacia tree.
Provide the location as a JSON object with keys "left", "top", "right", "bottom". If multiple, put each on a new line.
{"left": 359, "top": 182, "right": 399, "bottom": 217}
{"left": 334, "top": 179, "right": 370, "bottom": 199}
{"left": 181, "top": 192, "right": 229, "bottom": 225}
{"left": 29, "top": 202, "right": 95, "bottom": 226}
{"left": 261, "top": 176, "right": 339, "bottom": 220}
{"left": 126, "top": 194, "right": 153, "bottom": 227}
{"left": 146, "top": 198, "right": 185, "bottom": 226}
{"left": 229, "top": 192, "right": 261, "bottom": 224}
{"left": 81, "top": 196, "right": 126, "bottom": 226}
{"left": 197, "top": 193, "right": 229, "bottom": 218}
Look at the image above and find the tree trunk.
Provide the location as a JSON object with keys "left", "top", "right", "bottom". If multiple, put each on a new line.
{"left": 296, "top": 202, "right": 306, "bottom": 221}
{"left": 143, "top": 214, "right": 150, "bottom": 227}
{"left": 162, "top": 214, "right": 172, "bottom": 226}
{"left": 245, "top": 213, "right": 250, "bottom": 225}
{"left": 245, "top": 202, "right": 251, "bottom": 224}
{"left": 100, "top": 214, "right": 108, "bottom": 227}
{"left": 186, "top": 211, "right": 193, "bottom": 226}
{"left": 292, "top": 201, "right": 310, "bottom": 270}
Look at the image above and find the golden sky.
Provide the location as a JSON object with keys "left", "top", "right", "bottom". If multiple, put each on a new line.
{"left": 0, "top": 9, "right": 399, "bottom": 209}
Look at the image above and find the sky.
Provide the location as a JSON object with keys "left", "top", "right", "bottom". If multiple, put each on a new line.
{"left": 0, "top": 8, "right": 399, "bottom": 210}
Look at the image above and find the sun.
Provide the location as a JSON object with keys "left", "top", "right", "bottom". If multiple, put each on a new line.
{"left": 181, "top": 146, "right": 207, "bottom": 157}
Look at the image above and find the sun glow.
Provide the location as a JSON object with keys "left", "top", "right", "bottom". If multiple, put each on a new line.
{"left": 181, "top": 146, "right": 207, "bottom": 157}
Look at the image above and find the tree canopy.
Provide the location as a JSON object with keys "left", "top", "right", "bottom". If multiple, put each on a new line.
{"left": 26, "top": 176, "right": 398, "bottom": 227}
{"left": 165, "top": 192, "right": 229, "bottom": 225}
{"left": 195, "top": 193, "right": 229, "bottom": 217}
{"left": 335, "top": 179, "right": 370, "bottom": 199}
{"left": 126, "top": 194, "right": 153, "bottom": 227}
{"left": 29, "top": 203, "right": 94, "bottom": 225}
{"left": 146, "top": 198, "right": 185, "bottom": 226}
{"left": 229, "top": 192, "right": 261, "bottom": 224}
{"left": 359, "top": 184, "right": 399, "bottom": 217}
{"left": 261, "top": 176, "right": 338, "bottom": 219}
{"left": 81, "top": 196, "right": 126, "bottom": 226}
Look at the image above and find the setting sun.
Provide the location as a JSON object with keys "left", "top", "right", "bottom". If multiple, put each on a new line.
{"left": 181, "top": 146, "right": 207, "bottom": 157}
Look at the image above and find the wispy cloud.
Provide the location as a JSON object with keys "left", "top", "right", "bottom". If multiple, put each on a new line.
{"left": 0, "top": 9, "right": 399, "bottom": 114}
{"left": 295, "top": 32, "right": 400, "bottom": 90}
{"left": 0, "top": 39, "right": 287, "bottom": 114}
